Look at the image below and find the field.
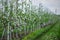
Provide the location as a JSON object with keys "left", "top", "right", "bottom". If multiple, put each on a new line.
{"left": 0, "top": 0, "right": 60, "bottom": 40}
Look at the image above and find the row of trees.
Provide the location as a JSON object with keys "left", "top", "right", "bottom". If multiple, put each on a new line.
{"left": 0, "top": 0, "right": 56, "bottom": 40}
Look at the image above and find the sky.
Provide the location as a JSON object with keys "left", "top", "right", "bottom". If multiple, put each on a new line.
{"left": 32, "top": 0, "right": 60, "bottom": 15}
{"left": 0, "top": 0, "right": 60, "bottom": 14}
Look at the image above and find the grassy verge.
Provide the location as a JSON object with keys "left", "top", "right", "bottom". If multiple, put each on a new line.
{"left": 36, "top": 21, "right": 60, "bottom": 40}
{"left": 22, "top": 21, "right": 57, "bottom": 40}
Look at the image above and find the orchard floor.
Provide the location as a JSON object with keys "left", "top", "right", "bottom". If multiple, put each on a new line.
{"left": 35, "top": 20, "right": 60, "bottom": 40}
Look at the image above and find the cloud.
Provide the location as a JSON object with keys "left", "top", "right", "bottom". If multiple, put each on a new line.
{"left": 33, "top": 0, "right": 60, "bottom": 14}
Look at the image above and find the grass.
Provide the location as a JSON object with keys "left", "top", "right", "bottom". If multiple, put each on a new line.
{"left": 35, "top": 20, "right": 60, "bottom": 40}
{"left": 22, "top": 21, "right": 56, "bottom": 40}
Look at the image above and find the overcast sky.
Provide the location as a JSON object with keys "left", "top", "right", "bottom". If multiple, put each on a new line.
{"left": 32, "top": 0, "right": 60, "bottom": 15}
{"left": 0, "top": 0, "right": 60, "bottom": 14}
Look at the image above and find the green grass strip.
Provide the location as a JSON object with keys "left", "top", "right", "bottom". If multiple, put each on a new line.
{"left": 22, "top": 21, "right": 57, "bottom": 40}
{"left": 36, "top": 21, "right": 60, "bottom": 40}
